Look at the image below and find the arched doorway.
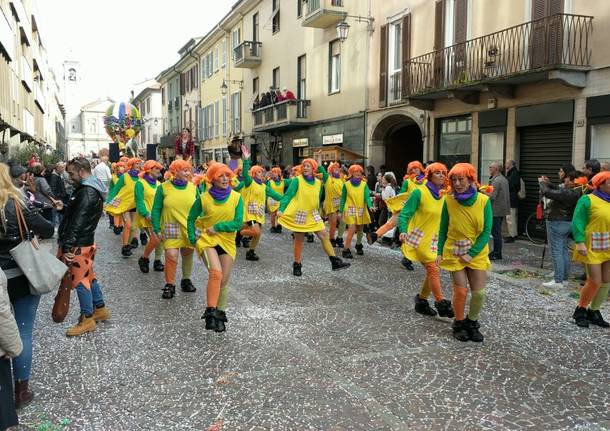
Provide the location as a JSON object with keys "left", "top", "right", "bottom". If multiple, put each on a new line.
{"left": 372, "top": 114, "right": 423, "bottom": 178}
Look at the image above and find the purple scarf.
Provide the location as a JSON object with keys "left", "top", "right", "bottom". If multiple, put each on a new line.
{"left": 143, "top": 174, "right": 157, "bottom": 186}
{"left": 415, "top": 174, "right": 425, "bottom": 183}
{"left": 303, "top": 174, "right": 315, "bottom": 182}
{"left": 331, "top": 171, "right": 341, "bottom": 179}
{"left": 237, "top": 175, "right": 243, "bottom": 182}
{"left": 209, "top": 185, "right": 232, "bottom": 201}
{"left": 350, "top": 177, "right": 362, "bottom": 187}
{"left": 253, "top": 177, "right": 263, "bottom": 185}
{"left": 426, "top": 181, "right": 442, "bottom": 199}
{"left": 593, "top": 189, "right": 610, "bottom": 203}
{"left": 454, "top": 186, "right": 477, "bottom": 202}
{"left": 172, "top": 178, "right": 188, "bottom": 187}
{"left": 128, "top": 169, "right": 139, "bottom": 178}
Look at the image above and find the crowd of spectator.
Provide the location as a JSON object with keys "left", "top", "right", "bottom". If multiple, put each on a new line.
{"left": 252, "top": 87, "right": 296, "bottom": 110}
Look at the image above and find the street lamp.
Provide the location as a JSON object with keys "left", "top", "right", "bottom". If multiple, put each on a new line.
{"left": 220, "top": 79, "right": 243, "bottom": 96}
{"left": 336, "top": 15, "right": 374, "bottom": 43}
{"left": 336, "top": 20, "right": 350, "bottom": 42}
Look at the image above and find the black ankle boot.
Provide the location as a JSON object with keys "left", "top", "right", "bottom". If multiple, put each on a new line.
{"left": 330, "top": 256, "right": 350, "bottom": 271}
{"left": 342, "top": 249, "right": 353, "bottom": 259}
{"left": 121, "top": 245, "right": 133, "bottom": 257}
{"left": 355, "top": 244, "right": 364, "bottom": 256}
{"left": 277, "top": 225, "right": 282, "bottom": 233}
{"left": 242, "top": 238, "right": 251, "bottom": 248}
{"left": 435, "top": 299, "right": 454, "bottom": 318}
{"left": 573, "top": 306, "right": 589, "bottom": 328}
{"left": 113, "top": 226, "right": 123, "bottom": 235}
{"left": 366, "top": 232, "right": 378, "bottom": 245}
{"left": 246, "top": 250, "right": 259, "bottom": 261}
{"left": 138, "top": 257, "right": 150, "bottom": 273}
{"left": 586, "top": 309, "right": 610, "bottom": 328}
{"left": 130, "top": 237, "right": 139, "bottom": 249}
{"left": 140, "top": 232, "right": 148, "bottom": 246}
{"left": 293, "top": 262, "right": 302, "bottom": 276}
{"left": 153, "top": 260, "right": 164, "bottom": 271}
{"left": 181, "top": 279, "right": 196, "bottom": 292}
{"left": 214, "top": 310, "right": 228, "bottom": 333}
{"left": 335, "top": 237, "right": 344, "bottom": 249}
{"left": 414, "top": 294, "right": 437, "bottom": 316}
{"left": 306, "top": 233, "right": 314, "bottom": 243}
{"left": 465, "top": 317, "right": 484, "bottom": 342}
{"left": 401, "top": 257, "right": 414, "bottom": 270}
{"left": 202, "top": 307, "right": 218, "bottom": 331}
{"left": 452, "top": 319, "right": 470, "bottom": 342}
{"left": 162, "top": 284, "right": 175, "bottom": 299}
{"left": 330, "top": 238, "right": 337, "bottom": 247}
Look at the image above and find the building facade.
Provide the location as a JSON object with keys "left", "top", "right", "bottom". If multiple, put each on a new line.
{"left": 132, "top": 81, "right": 162, "bottom": 159}
{"left": 157, "top": 67, "right": 181, "bottom": 163}
{"left": 0, "top": 0, "right": 65, "bottom": 160}
{"left": 66, "top": 97, "right": 113, "bottom": 159}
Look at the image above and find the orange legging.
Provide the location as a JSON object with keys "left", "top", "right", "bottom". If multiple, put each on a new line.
{"left": 328, "top": 213, "right": 339, "bottom": 240}
{"left": 142, "top": 228, "right": 162, "bottom": 259}
{"left": 344, "top": 224, "right": 364, "bottom": 249}
{"left": 419, "top": 262, "right": 443, "bottom": 302}
{"left": 270, "top": 211, "right": 278, "bottom": 227}
{"left": 120, "top": 212, "right": 133, "bottom": 246}
{"left": 240, "top": 223, "right": 261, "bottom": 250}
{"left": 376, "top": 213, "right": 398, "bottom": 237}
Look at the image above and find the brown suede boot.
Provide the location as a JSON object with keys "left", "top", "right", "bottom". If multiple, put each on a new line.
{"left": 14, "top": 379, "right": 34, "bottom": 409}
{"left": 92, "top": 306, "right": 111, "bottom": 322}
{"left": 66, "top": 314, "right": 97, "bottom": 337}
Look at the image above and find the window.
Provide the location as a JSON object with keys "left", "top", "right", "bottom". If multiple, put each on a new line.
{"left": 297, "top": 55, "right": 306, "bottom": 100}
{"left": 437, "top": 116, "right": 472, "bottom": 168}
{"left": 479, "top": 131, "right": 505, "bottom": 176}
{"left": 388, "top": 20, "right": 402, "bottom": 103}
{"left": 214, "top": 100, "right": 220, "bottom": 138}
{"left": 222, "top": 96, "right": 227, "bottom": 136}
{"left": 329, "top": 40, "right": 341, "bottom": 93}
{"left": 208, "top": 53, "right": 213, "bottom": 78}
{"left": 297, "top": 0, "right": 303, "bottom": 17}
{"left": 193, "top": 65, "right": 199, "bottom": 88}
{"left": 208, "top": 103, "right": 214, "bottom": 138}
{"left": 253, "top": 13, "right": 259, "bottom": 42}
{"left": 590, "top": 123, "right": 610, "bottom": 162}
{"left": 232, "top": 28, "right": 241, "bottom": 52}
{"left": 214, "top": 47, "right": 219, "bottom": 71}
{"left": 272, "top": 0, "right": 280, "bottom": 33}
{"left": 146, "top": 98, "right": 151, "bottom": 114}
{"left": 161, "top": 88, "right": 165, "bottom": 104}
{"left": 272, "top": 67, "right": 280, "bottom": 90}
{"left": 253, "top": 77, "right": 259, "bottom": 96}
{"left": 201, "top": 59, "right": 206, "bottom": 81}
{"left": 231, "top": 92, "right": 241, "bottom": 134}
{"left": 222, "top": 39, "right": 226, "bottom": 67}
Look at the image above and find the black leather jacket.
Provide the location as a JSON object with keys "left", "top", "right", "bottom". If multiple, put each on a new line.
{"left": 57, "top": 183, "right": 104, "bottom": 252}
{"left": 540, "top": 183, "right": 582, "bottom": 222}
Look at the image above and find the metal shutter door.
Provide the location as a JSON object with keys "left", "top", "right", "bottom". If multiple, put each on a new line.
{"left": 518, "top": 123, "right": 573, "bottom": 232}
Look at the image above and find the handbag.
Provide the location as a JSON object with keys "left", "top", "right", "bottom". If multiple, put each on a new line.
{"left": 52, "top": 271, "right": 72, "bottom": 323}
{"left": 9, "top": 201, "right": 67, "bottom": 295}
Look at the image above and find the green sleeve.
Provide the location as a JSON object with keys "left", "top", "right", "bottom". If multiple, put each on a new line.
{"left": 572, "top": 195, "right": 591, "bottom": 243}
{"left": 363, "top": 184, "right": 373, "bottom": 209}
{"left": 151, "top": 186, "right": 164, "bottom": 234}
{"left": 339, "top": 184, "right": 347, "bottom": 213}
{"left": 318, "top": 165, "right": 329, "bottom": 183}
{"left": 265, "top": 184, "right": 283, "bottom": 201}
{"left": 106, "top": 174, "right": 125, "bottom": 203}
{"left": 242, "top": 159, "right": 252, "bottom": 187}
{"left": 399, "top": 179, "right": 409, "bottom": 194}
{"left": 284, "top": 178, "right": 292, "bottom": 189}
{"left": 437, "top": 201, "right": 449, "bottom": 256}
{"left": 398, "top": 189, "right": 421, "bottom": 233}
{"left": 233, "top": 181, "right": 244, "bottom": 192}
{"left": 134, "top": 182, "right": 149, "bottom": 218}
{"left": 279, "top": 177, "right": 299, "bottom": 212}
{"left": 187, "top": 197, "right": 203, "bottom": 244}
{"left": 468, "top": 199, "right": 493, "bottom": 258}
{"left": 214, "top": 196, "right": 244, "bottom": 232}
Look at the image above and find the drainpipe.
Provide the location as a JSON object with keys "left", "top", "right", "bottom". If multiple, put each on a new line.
{"left": 362, "top": 0, "right": 373, "bottom": 163}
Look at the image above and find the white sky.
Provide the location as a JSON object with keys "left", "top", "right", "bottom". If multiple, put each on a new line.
{"left": 37, "top": 0, "right": 234, "bottom": 107}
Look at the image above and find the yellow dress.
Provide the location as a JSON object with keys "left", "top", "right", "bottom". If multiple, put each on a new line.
{"left": 160, "top": 181, "right": 198, "bottom": 249}
{"left": 106, "top": 174, "right": 136, "bottom": 215}
{"left": 342, "top": 181, "right": 371, "bottom": 225}
{"left": 323, "top": 176, "right": 344, "bottom": 215}
{"left": 241, "top": 180, "right": 267, "bottom": 224}
{"left": 573, "top": 194, "right": 610, "bottom": 264}
{"left": 267, "top": 179, "right": 285, "bottom": 213}
{"left": 279, "top": 176, "right": 325, "bottom": 233}
{"left": 135, "top": 179, "right": 159, "bottom": 229}
{"left": 387, "top": 179, "right": 427, "bottom": 214}
{"left": 440, "top": 193, "right": 491, "bottom": 272}
{"left": 401, "top": 189, "right": 445, "bottom": 263}
{"left": 196, "top": 190, "right": 242, "bottom": 259}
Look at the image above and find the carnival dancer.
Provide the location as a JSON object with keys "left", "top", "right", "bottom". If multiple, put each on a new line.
{"left": 571, "top": 171, "right": 610, "bottom": 328}
{"left": 151, "top": 160, "right": 198, "bottom": 299}
{"left": 367, "top": 161, "right": 426, "bottom": 246}
{"left": 187, "top": 163, "right": 243, "bottom": 332}
{"left": 437, "top": 163, "right": 492, "bottom": 342}
{"left": 135, "top": 160, "right": 165, "bottom": 274}
{"left": 105, "top": 158, "right": 142, "bottom": 256}
{"left": 268, "top": 167, "right": 285, "bottom": 233}
{"left": 320, "top": 162, "right": 346, "bottom": 248}
{"left": 340, "top": 164, "right": 372, "bottom": 259}
{"left": 399, "top": 163, "right": 454, "bottom": 318}
{"left": 232, "top": 166, "right": 250, "bottom": 249}
{"left": 237, "top": 147, "right": 283, "bottom": 261}
{"left": 109, "top": 161, "right": 125, "bottom": 235}
{"left": 278, "top": 158, "right": 350, "bottom": 276}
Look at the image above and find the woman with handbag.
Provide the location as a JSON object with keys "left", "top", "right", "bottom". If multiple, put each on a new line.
{"left": 0, "top": 163, "right": 54, "bottom": 409}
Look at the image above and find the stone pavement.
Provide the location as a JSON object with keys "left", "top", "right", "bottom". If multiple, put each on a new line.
{"left": 14, "top": 226, "right": 610, "bottom": 431}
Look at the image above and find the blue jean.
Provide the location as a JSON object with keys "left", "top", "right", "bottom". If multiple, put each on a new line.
{"left": 491, "top": 216, "right": 504, "bottom": 257}
{"left": 76, "top": 279, "right": 105, "bottom": 316}
{"left": 11, "top": 294, "right": 41, "bottom": 381}
{"left": 546, "top": 220, "right": 572, "bottom": 283}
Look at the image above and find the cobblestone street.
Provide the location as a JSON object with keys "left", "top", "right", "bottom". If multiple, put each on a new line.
{"left": 16, "top": 226, "right": 610, "bottom": 431}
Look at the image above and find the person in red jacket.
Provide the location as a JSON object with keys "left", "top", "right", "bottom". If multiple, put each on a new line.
{"left": 175, "top": 128, "right": 195, "bottom": 162}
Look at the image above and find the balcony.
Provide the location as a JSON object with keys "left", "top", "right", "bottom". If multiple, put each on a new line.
{"left": 21, "top": 55, "right": 33, "bottom": 92}
{"left": 302, "top": 0, "right": 346, "bottom": 29}
{"left": 403, "top": 14, "right": 593, "bottom": 107}
{"left": 233, "top": 41, "right": 262, "bottom": 68}
{"left": 252, "top": 99, "right": 311, "bottom": 133}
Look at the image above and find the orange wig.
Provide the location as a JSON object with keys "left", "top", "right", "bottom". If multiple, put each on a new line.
{"left": 169, "top": 159, "right": 192, "bottom": 175}
{"left": 127, "top": 158, "right": 143, "bottom": 171}
{"left": 249, "top": 164, "right": 265, "bottom": 178}
{"left": 206, "top": 163, "right": 235, "bottom": 184}
{"left": 301, "top": 158, "right": 318, "bottom": 173}
{"left": 270, "top": 167, "right": 283, "bottom": 179}
{"left": 590, "top": 171, "right": 610, "bottom": 189}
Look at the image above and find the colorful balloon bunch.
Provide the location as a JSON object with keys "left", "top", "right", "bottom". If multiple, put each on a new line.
{"left": 103, "top": 102, "right": 143, "bottom": 147}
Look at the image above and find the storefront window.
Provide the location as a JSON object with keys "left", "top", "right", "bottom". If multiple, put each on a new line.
{"left": 479, "top": 131, "right": 505, "bottom": 176}
{"left": 438, "top": 116, "right": 472, "bottom": 167}
{"left": 590, "top": 123, "right": 610, "bottom": 162}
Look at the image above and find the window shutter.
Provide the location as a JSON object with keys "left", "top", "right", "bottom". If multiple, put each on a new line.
{"left": 454, "top": 0, "right": 467, "bottom": 44}
{"left": 379, "top": 24, "right": 388, "bottom": 108}
{"left": 180, "top": 73, "right": 185, "bottom": 95}
{"left": 549, "top": 0, "right": 563, "bottom": 14}
{"left": 401, "top": 14, "right": 411, "bottom": 99}
{"left": 532, "top": 0, "right": 546, "bottom": 20}
{"left": 434, "top": 1, "right": 444, "bottom": 51}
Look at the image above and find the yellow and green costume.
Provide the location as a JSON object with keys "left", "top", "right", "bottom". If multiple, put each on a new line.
{"left": 134, "top": 177, "right": 160, "bottom": 228}
{"left": 105, "top": 173, "right": 137, "bottom": 215}
{"left": 151, "top": 180, "right": 199, "bottom": 249}
{"left": 340, "top": 180, "right": 372, "bottom": 225}
{"left": 572, "top": 193, "right": 610, "bottom": 265}
{"left": 279, "top": 175, "right": 325, "bottom": 233}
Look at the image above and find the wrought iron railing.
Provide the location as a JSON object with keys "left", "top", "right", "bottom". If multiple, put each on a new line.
{"left": 404, "top": 13, "right": 593, "bottom": 97}
{"left": 233, "top": 41, "right": 262, "bottom": 63}
{"left": 252, "top": 100, "right": 311, "bottom": 128}
{"left": 389, "top": 71, "right": 402, "bottom": 104}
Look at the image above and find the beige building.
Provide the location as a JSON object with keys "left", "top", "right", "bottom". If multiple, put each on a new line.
{"left": 132, "top": 80, "right": 162, "bottom": 159}
{"left": 156, "top": 66, "right": 181, "bottom": 162}
{"left": 368, "top": 0, "right": 607, "bottom": 231}
{"left": 0, "top": 0, "right": 65, "bottom": 160}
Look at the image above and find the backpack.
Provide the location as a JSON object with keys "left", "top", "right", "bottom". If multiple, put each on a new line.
{"left": 518, "top": 178, "right": 526, "bottom": 200}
